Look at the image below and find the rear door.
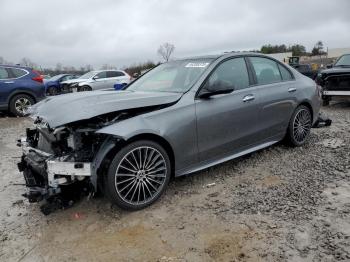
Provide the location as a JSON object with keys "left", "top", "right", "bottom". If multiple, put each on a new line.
{"left": 0, "top": 67, "right": 14, "bottom": 106}
{"left": 195, "top": 57, "right": 261, "bottom": 162}
{"left": 248, "top": 56, "right": 296, "bottom": 139}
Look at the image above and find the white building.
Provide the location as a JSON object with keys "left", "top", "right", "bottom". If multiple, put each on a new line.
{"left": 265, "top": 52, "right": 293, "bottom": 63}
{"left": 327, "top": 48, "right": 350, "bottom": 58}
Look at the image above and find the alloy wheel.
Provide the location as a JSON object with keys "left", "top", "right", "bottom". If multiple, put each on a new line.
{"left": 14, "top": 97, "right": 31, "bottom": 114}
{"left": 115, "top": 146, "right": 167, "bottom": 205}
{"left": 293, "top": 108, "right": 311, "bottom": 143}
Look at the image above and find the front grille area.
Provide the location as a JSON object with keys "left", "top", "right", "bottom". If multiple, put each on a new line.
{"left": 325, "top": 76, "right": 350, "bottom": 91}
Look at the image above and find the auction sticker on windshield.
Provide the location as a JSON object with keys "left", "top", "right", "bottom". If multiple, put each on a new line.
{"left": 185, "top": 62, "right": 210, "bottom": 68}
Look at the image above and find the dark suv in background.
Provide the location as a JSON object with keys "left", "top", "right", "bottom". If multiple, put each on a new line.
{"left": 0, "top": 65, "right": 46, "bottom": 116}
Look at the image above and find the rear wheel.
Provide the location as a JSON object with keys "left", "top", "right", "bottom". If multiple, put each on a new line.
{"left": 46, "top": 86, "right": 58, "bottom": 96}
{"left": 105, "top": 140, "right": 171, "bottom": 210}
{"left": 286, "top": 105, "right": 312, "bottom": 147}
{"left": 9, "top": 94, "right": 34, "bottom": 117}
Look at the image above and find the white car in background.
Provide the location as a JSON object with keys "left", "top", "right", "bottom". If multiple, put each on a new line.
{"left": 61, "top": 70, "right": 131, "bottom": 92}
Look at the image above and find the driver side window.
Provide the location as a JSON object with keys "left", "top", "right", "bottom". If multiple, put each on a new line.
{"left": 96, "top": 71, "right": 107, "bottom": 79}
{"left": 207, "top": 57, "right": 250, "bottom": 91}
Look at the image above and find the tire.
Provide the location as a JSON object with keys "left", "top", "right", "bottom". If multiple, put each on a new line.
{"left": 9, "top": 94, "right": 35, "bottom": 117}
{"left": 286, "top": 105, "right": 312, "bottom": 147}
{"left": 79, "top": 85, "right": 92, "bottom": 92}
{"left": 105, "top": 140, "right": 171, "bottom": 210}
{"left": 322, "top": 98, "right": 330, "bottom": 106}
{"left": 46, "top": 86, "right": 58, "bottom": 96}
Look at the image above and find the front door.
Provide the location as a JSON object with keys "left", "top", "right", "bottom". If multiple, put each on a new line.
{"left": 91, "top": 71, "right": 108, "bottom": 90}
{"left": 195, "top": 57, "right": 261, "bottom": 162}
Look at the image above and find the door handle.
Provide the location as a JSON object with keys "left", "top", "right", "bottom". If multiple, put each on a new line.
{"left": 242, "top": 94, "right": 255, "bottom": 102}
{"left": 4, "top": 81, "right": 14, "bottom": 84}
{"left": 288, "top": 87, "right": 297, "bottom": 93}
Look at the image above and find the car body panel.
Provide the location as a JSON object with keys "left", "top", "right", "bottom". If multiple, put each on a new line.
{"left": 0, "top": 65, "right": 45, "bottom": 110}
{"left": 44, "top": 74, "right": 79, "bottom": 92}
{"left": 28, "top": 90, "right": 182, "bottom": 127}
{"left": 61, "top": 70, "right": 131, "bottom": 91}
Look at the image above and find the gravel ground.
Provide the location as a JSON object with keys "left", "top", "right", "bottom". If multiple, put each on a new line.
{"left": 0, "top": 102, "right": 349, "bottom": 262}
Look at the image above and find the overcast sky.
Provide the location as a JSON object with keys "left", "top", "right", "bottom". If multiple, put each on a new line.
{"left": 1, "top": 0, "right": 349, "bottom": 69}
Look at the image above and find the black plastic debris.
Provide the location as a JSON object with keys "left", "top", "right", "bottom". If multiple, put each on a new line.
{"left": 313, "top": 113, "right": 332, "bottom": 128}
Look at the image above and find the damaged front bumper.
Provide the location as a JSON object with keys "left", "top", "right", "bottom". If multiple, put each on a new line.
{"left": 17, "top": 137, "right": 92, "bottom": 205}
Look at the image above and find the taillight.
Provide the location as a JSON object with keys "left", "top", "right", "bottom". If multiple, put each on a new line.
{"left": 32, "top": 70, "right": 44, "bottom": 83}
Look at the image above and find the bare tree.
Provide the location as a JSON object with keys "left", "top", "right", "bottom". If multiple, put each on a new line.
{"left": 85, "top": 64, "right": 93, "bottom": 71}
{"left": 20, "top": 57, "right": 37, "bottom": 68}
{"left": 157, "top": 42, "right": 175, "bottom": 62}
{"left": 55, "top": 63, "right": 62, "bottom": 72}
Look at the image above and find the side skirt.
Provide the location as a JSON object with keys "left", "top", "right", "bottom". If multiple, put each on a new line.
{"left": 175, "top": 140, "right": 280, "bottom": 177}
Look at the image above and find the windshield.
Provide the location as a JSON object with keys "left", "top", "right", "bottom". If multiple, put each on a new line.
{"left": 48, "top": 74, "right": 64, "bottom": 81}
{"left": 335, "top": 54, "right": 350, "bottom": 67}
{"left": 79, "top": 71, "right": 97, "bottom": 79}
{"left": 127, "top": 59, "right": 214, "bottom": 93}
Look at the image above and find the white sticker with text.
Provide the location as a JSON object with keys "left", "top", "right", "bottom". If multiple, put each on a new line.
{"left": 185, "top": 62, "right": 210, "bottom": 68}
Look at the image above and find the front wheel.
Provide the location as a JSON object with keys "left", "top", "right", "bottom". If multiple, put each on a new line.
{"left": 79, "top": 85, "right": 92, "bottom": 92}
{"left": 286, "top": 105, "right": 312, "bottom": 147}
{"left": 105, "top": 140, "right": 171, "bottom": 210}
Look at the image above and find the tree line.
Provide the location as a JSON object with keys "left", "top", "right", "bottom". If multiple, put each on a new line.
{"left": 259, "top": 41, "right": 326, "bottom": 56}
{"left": 0, "top": 40, "right": 326, "bottom": 77}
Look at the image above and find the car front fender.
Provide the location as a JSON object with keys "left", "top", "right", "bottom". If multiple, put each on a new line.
{"left": 96, "top": 115, "right": 162, "bottom": 140}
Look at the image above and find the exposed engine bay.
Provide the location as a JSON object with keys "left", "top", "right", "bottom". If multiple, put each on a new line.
{"left": 17, "top": 104, "right": 171, "bottom": 215}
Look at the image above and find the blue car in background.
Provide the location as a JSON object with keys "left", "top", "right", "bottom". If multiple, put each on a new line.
{"left": 0, "top": 65, "right": 46, "bottom": 116}
{"left": 45, "top": 74, "right": 79, "bottom": 95}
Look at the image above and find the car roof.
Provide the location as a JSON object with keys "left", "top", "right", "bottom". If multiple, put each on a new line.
{"left": 175, "top": 52, "right": 272, "bottom": 61}
{"left": 0, "top": 64, "right": 31, "bottom": 70}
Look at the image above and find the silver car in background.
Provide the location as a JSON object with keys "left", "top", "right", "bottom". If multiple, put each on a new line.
{"left": 18, "top": 53, "right": 320, "bottom": 213}
{"left": 61, "top": 70, "right": 131, "bottom": 92}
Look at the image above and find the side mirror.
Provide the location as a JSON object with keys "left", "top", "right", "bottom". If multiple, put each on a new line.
{"left": 326, "top": 64, "right": 333, "bottom": 69}
{"left": 93, "top": 75, "right": 99, "bottom": 80}
{"left": 198, "top": 79, "right": 234, "bottom": 99}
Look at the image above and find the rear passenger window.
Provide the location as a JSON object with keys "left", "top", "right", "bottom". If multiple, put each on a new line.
{"left": 278, "top": 64, "right": 293, "bottom": 81}
{"left": 107, "top": 71, "right": 125, "bottom": 77}
{"left": 250, "top": 57, "right": 282, "bottom": 85}
{"left": 207, "top": 57, "right": 250, "bottom": 90}
{"left": 0, "top": 67, "right": 10, "bottom": 79}
{"left": 11, "top": 68, "right": 27, "bottom": 78}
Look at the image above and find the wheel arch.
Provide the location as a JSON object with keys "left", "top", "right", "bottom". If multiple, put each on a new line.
{"left": 298, "top": 100, "right": 314, "bottom": 122}
{"left": 93, "top": 133, "right": 175, "bottom": 192}
{"left": 7, "top": 91, "right": 37, "bottom": 107}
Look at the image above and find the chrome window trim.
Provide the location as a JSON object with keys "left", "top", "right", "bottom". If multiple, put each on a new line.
{"left": 0, "top": 67, "right": 29, "bottom": 80}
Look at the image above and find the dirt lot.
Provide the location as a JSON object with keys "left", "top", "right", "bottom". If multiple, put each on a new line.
{"left": 0, "top": 103, "right": 350, "bottom": 262}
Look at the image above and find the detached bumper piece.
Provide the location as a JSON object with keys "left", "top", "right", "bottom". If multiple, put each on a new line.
{"left": 312, "top": 113, "right": 332, "bottom": 128}
{"left": 18, "top": 141, "right": 93, "bottom": 215}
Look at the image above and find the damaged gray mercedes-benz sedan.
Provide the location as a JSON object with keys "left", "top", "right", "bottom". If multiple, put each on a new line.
{"left": 17, "top": 53, "right": 321, "bottom": 214}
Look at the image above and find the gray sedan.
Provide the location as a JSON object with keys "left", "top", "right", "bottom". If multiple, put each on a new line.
{"left": 18, "top": 53, "right": 320, "bottom": 213}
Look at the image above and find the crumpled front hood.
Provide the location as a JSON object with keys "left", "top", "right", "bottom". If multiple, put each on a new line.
{"left": 28, "top": 90, "right": 182, "bottom": 128}
{"left": 321, "top": 67, "right": 350, "bottom": 75}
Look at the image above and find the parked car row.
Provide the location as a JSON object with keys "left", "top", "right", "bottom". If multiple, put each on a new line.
{"left": 0, "top": 66, "right": 132, "bottom": 116}
{"left": 59, "top": 70, "right": 131, "bottom": 93}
